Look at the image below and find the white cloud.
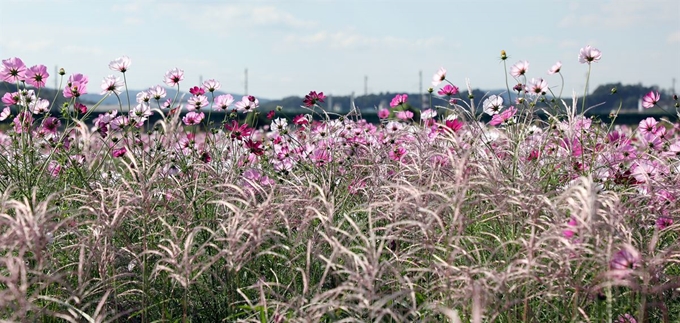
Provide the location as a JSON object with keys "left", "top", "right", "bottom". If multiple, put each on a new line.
{"left": 157, "top": 3, "right": 316, "bottom": 35}
{"left": 668, "top": 31, "right": 680, "bottom": 44}
{"left": 283, "top": 30, "right": 447, "bottom": 50}
{"left": 61, "top": 45, "right": 104, "bottom": 55}
{"left": 4, "top": 39, "right": 53, "bottom": 52}
{"left": 559, "top": 0, "right": 675, "bottom": 29}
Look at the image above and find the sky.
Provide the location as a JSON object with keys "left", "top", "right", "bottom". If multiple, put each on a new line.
{"left": 1, "top": 0, "right": 679, "bottom": 100}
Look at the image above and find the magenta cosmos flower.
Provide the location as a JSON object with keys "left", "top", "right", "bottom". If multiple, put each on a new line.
{"left": 437, "top": 84, "right": 459, "bottom": 96}
{"left": 109, "top": 55, "right": 131, "bottom": 73}
{"left": 303, "top": 91, "right": 326, "bottom": 107}
{"left": 0, "top": 57, "right": 27, "bottom": 82}
{"left": 431, "top": 67, "right": 446, "bottom": 86}
{"left": 510, "top": 60, "right": 529, "bottom": 78}
{"left": 578, "top": 45, "right": 602, "bottom": 64}
{"left": 164, "top": 67, "right": 184, "bottom": 87}
{"left": 26, "top": 64, "right": 49, "bottom": 88}
{"left": 642, "top": 90, "right": 660, "bottom": 109}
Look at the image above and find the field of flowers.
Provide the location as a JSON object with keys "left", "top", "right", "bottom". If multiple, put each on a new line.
{"left": 0, "top": 46, "right": 679, "bottom": 323}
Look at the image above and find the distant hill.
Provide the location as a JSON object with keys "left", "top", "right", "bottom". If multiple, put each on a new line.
{"left": 79, "top": 88, "right": 270, "bottom": 106}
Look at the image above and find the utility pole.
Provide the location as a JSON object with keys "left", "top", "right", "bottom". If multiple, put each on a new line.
{"left": 199, "top": 75, "right": 203, "bottom": 86}
{"left": 673, "top": 78, "right": 676, "bottom": 96}
{"left": 419, "top": 70, "right": 424, "bottom": 109}
{"left": 244, "top": 68, "right": 248, "bottom": 96}
{"left": 54, "top": 65, "right": 58, "bottom": 90}
{"left": 364, "top": 75, "right": 368, "bottom": 96}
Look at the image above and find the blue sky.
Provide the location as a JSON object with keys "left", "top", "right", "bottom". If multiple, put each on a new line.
{"left": 1, "top": 0, "right": 679, "bottom": 100}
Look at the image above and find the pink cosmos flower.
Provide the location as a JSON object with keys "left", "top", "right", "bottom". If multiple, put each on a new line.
{"left": 47, "top": 161, "right": 61, "bottom": 177}
{"left": 202, "top": 79, "right": 220, "bottom": 92}
{"left": 189, "top": 86, "right": 205, "bottom": 96}
{"left": 385, "top": 121, "right": 403, "bottom": 133}
{"left": 182, "top": 111, "right": 205, "bottom": 125}
{"left": 29, "top": 98, "right": 50, "bottom": 114}
{"left": 310, "top": 148, "right": 332, "bottom": 166}
{"left": 437, "top": 84, "right": 459, "bottom": 96}
{"left": 2, "top": 92, "right": 19, "bottom": 106}
{"left": 562, "top": 217, "right": 578, "bottom": 238}
{"left": 510, "top": 60, "right": 529, "bottom": 78}
{"left": 638, "top": 117, "right": 658, "bottom": 136}
{"left": 235, "top": 95, "right": 259, "bottom": 113}
{"left": 0, "top": 107, "right": 9, "bottom": 121}
{"left": 303, "top": 91, "right": 326, "bottom": 107}
{"left": 609, "top": 244, "right": 640, "bottom": 279}
{"left": 148, "top": 85, "right": 167, "bottom": 100}
{"left": 389, "top": 94, "right": 408, "bottom": 108}
{"left": 13, "top": 111, "right": 33, "bottom": 133}
{"left": 396, "top": 110, "right": 413, "bottom": 120}
{"left": 213, "top": 94, "right": 234, "bottom": 111}
{"left": 664, "top": 141, "right": 680, "bottom": 157}
{"left": 266, "top": 110, "right": 275, "bottom": 120}
{"left": 527, "top": 78, "right": 548, "bottom": 96}
{"left": 421, "top": 109, "right": 437, "bottom": 120}
{"left": 641, "top": 91, "right": 660, "bottom": 109}
{"left": 26, "top": 65, "right": 49, "bottom": 88}
{"left": 378, "top": 108, "right": 390, "bottom": 119}
{"left": 388, "top": 146, "right": 407, "bottom": 161}
{"left": 615, "top": 314, "right": 637, "bottom": 323}
{"left": 109, "top": 55, "right": 131, "bottom": 73}
{"left": 63, "top": 73, "right": 89, "bottom": 98}
{"left": 41, "top": 116, "right": 61, "bottom": 136}
{"left": 489, "top": 106, "right": 517, "bottom": 126}
{"left": 656, "top": 216, "right": 673, "bottom": 230}
{"left": 431, "top": 67, "right": 446, "bottom": 86}
{"left": 187, "top": 95, "right": 209, "bottom": 111}
{"left": 482, "top": 95, "right": 504, "bottom": 115}
{"left": 578, "top": 45, "right": 602, "bottom": 64}
{"left": 100, "top": 75, "right": 123, "bottom": 95}
{"left": 548, "top": 61, "right": 562, "bottom": 75}
{"left": 164, "top": 67, "right": 184, "bottom": 87}
{"left": 135, "top": 90, "right": 151, "bottom": 104}
{"left": 130, "top": 103, "right": 152, "bottom": 123}
{"left": 0, "top": 57, "right": 27, "bottom": 82}
{"left": 632, "top": 159, "right": 659, "bottom": 183}
{"left": 640, "top": 132, "right": 663, "bottom": 151}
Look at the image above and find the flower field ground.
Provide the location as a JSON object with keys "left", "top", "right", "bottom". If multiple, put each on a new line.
{"left": 0, "top": 48, "right": 679, "bottom": 322}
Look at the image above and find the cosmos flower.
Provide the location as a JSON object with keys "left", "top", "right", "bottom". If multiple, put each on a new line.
{"left": 578, "top": 45, "right": 602, "bottom": 64}
{"left": 109, "top": 55, "right": 131, "bottom": 72}
{"left": 642, "top": 91, "right": 660, "bottom": 109}
{"left": 432, "top": 67, "right": 446, "bottom": 86}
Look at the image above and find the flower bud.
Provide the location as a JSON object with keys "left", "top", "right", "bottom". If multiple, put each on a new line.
{"left": 427, "top": 88, "right": 433, "bottom": 94}
{"left": 500, "top": 50, "right": 507, "bottom": 60}
{"left": 58, "top": 68, "right": 65, "bottom": 76}
{"left": 611, "top": 87, "right": 617, "bottom": 95}
{"left": 276, "top": 105, "right": 283, "bottom": 111}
